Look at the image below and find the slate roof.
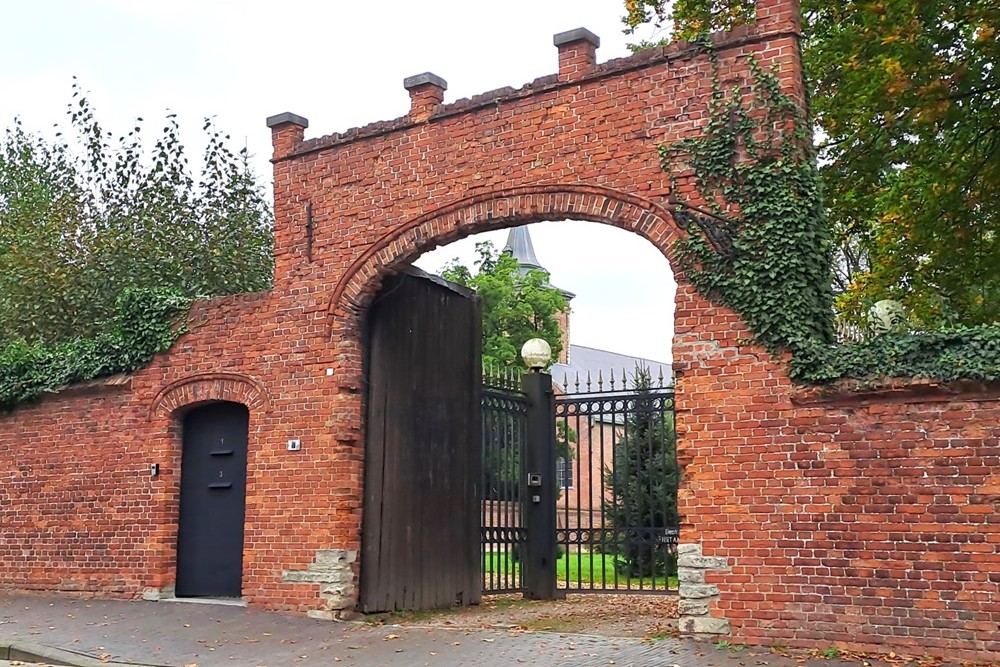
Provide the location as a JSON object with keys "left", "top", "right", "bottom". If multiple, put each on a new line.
{"left": 551, "top": 344, "right": 671, "bottom": 393}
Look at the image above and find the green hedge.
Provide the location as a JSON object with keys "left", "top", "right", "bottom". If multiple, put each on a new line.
{"left": 0, "top": 288, "right": 190, "bottom": 412}
{"left": 793, "top": 324, "right": 1000, "bottom": 384}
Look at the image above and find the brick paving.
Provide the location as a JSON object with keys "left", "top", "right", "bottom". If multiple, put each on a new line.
{"left": 1, "top": 594, "right": 961, "bottom": 667}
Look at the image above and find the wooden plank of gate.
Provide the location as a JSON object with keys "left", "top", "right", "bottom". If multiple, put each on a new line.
{"left": 383, "top": 277, "right": 408, "bottom": 611}
{"left": 361, "top": 289, "right": 388, "bottom": 612}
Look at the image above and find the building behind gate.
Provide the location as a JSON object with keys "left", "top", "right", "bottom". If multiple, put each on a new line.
{"left": 0, "top": 0, "right": 997, "bottom": 660}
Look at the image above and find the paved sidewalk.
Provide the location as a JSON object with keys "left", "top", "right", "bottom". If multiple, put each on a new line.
{"left": 0, "top": 594, "right": 947, "bottom": 667}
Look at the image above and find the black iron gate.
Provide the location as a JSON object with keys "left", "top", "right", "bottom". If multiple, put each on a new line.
{"left": 480, "top": 370, "right": 528, "bottom": 594}
{"left": 481, "top": 366, "right": 678, "bottom": 597}
{"left": 554, "top": 371, "right": 678, "bottom": 593}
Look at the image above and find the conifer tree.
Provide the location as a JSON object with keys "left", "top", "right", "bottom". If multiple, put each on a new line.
{"left": 603, "top": 366, "right": 679, "bottom": 578}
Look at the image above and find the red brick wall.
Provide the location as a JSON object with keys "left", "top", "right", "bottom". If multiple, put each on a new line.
{"left": 0, "top": 379, "right": 157, "bottom": 595}
{"left": 1, "top": 0, "right": 997, "bottom": 658}
{"left": 674, "top": 305, "right": 1000, "bottom": 659}
{"left": 0, "top": 291, "right": 364, "bottom": 612}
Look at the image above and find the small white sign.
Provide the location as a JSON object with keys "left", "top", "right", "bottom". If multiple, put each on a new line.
{"left": 287, "top": 439, "right": 301, "bottom": 451}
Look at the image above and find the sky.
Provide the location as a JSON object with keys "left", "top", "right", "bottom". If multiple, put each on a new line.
{"left": 0, "top": 0, "right": 675, "bottom": 363}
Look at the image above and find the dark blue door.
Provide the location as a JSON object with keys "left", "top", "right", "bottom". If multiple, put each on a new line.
{"left": 176, "top": 402, "right": 249, "bottom": 597}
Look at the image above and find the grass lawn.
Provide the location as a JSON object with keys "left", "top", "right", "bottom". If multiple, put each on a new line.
{"left": 484, "top": 550, "right": 678, "bottom": 590}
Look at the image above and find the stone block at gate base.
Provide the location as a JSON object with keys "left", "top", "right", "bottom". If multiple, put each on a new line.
{"left": 678, "top": 599, "right": 711, "bottom": 616}
{"left": 679, "top": 583, "right": 721, "bottom": 599}
{"left": 680, "top": 616, "right": 731, "bottom": 635}
{"left": 677, "top": 568, "right": 705, "bottom": 583}
{"left": 283, "top": 549, "right": 357, "bottom": 611}
{"left": 678, "top": 554, "right": 730, "bottom": 570}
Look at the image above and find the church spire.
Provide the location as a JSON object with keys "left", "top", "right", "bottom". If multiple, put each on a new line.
{"left": 501, "top": 225, "right": 575, "bottom": 365}
{"left": 500, "top": 226, "right": 574, "bottom": 299}
{"left": 502, "top": 226, "right": 545, "bottom": 273}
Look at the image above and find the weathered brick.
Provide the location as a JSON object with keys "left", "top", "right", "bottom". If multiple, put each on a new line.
{"left": 1, "top": 1, "right": 997, "bottom": 662}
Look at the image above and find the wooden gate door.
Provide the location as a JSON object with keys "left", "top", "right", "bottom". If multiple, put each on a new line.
{"left": 176, "top": 402, "right": 249, "bottom": 598}
{"left": 360, "top": 268, "right": 482, "bottom": 613}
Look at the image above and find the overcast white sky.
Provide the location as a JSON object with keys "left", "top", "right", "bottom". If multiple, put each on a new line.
{"left": 0, "top": 0, "right": 675, "bottom": 362}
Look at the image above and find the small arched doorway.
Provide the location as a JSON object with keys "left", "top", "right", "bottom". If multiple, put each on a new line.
{"left": 176, "top": 401, "right": 250, "bottom": 598}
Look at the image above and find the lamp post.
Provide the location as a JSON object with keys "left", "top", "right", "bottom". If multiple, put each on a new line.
{"left": 520, "top": 338, "right": 552, "bottom": 372}
{"left": 519, "top": 338, "right": 560, "bottom": 599}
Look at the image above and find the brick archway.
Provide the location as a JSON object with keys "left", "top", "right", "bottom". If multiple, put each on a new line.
{"left": 327, "top": 184, "right": 681, "bottom": 323}
{"left": 149, "top": 372, "right": 271, "bottom": 420}
{"left": 4, "top": 2, "right": 998, "bottom": 656}
{"left": 258, "top": 4, "right": 810, "bottom": 636}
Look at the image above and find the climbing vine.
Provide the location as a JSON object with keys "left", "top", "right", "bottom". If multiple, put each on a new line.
{"left": 666, "top": 50, "right": 1000, "bottom": 384}
{"left": 0, "top": 288, "right": 190, "bottom": 412}
{"left": 665, "top": 53, "right": 835, "bottom": 359}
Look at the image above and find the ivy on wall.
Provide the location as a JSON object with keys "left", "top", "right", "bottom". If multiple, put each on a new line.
{"left": 667, "top": 50, "right": 1000, "bottom": 384}
{"left": 0, "top": 288, "right": 190, "bottom": 412}
{"left": 665, "top": 53, "right": 836, "bottom": 361}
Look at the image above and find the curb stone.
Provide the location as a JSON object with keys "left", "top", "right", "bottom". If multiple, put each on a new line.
{"left": 0, "top": 639, "right": 167, "bottom": 667}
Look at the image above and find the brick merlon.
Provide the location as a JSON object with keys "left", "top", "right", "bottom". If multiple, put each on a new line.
{"left": 403, "top": 72, "right": 448, "bottom": 91}
{"left": 553, "top": 28, "right": 600, "bottom": 48}
{"left": 266, "top": 112, "right": 310, "bottom": 129}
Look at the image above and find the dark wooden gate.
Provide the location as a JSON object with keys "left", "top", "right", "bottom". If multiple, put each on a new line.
{"left": 360, "top": 268, "right": 482, "bottom": 613}
{"left": 176, "top": 402, "right": 249, "bottom": 598}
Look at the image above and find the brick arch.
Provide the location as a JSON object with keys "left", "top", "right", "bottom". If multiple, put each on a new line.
{"left": 327, "top": 184, "right": 682, "bottom": 323}
{"left": 149, "top": 372, "right": 271, "bottom": 420}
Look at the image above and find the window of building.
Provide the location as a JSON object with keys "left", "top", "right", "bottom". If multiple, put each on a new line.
{"left": 555, "top": 456, "right": 573, "bottom": 489}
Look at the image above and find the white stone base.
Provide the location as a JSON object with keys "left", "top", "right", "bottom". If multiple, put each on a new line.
{"left": 676, "top": 543, "right": 731, "bottom": 636}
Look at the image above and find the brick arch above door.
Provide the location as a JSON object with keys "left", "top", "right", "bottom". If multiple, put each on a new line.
{"left": 149, "top": 372, "right": 271, "bottom": 420}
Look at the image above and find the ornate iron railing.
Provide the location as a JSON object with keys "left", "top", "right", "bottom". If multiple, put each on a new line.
{"left": 481, "top": 372, "right": 529, "bottom": 594}
{"left": 554, "top": 378, "right": 678, "bottom": 594}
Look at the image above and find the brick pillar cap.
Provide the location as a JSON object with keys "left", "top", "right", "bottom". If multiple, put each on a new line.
{"left": 266, "top": 112, "right": 309, "bottom": 129}
{"left": 553, "top": 28, "right": 600, "bottom": 48}
{"left": 404, "top": 72, "right": 448, "bottom": 91}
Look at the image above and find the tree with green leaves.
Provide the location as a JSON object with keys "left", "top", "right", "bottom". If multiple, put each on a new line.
{"left": 624, "top": 0, "right": 1000, "bottom": 329}
{"left": 603, "top": 366, "right": 679, "bottom": 578}
{"left": 441, "top": 240, "right": 568, "bottom": 370}
{"left": 0, "top": 84, "right": 273, "bottom": 345}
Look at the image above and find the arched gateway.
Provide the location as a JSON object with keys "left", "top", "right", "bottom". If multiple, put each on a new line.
{"left": 263, "top": 0, "right": 803, "bottom": 632}
{"left": 2, "top": 0, "right": 997, "bottom": 659}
